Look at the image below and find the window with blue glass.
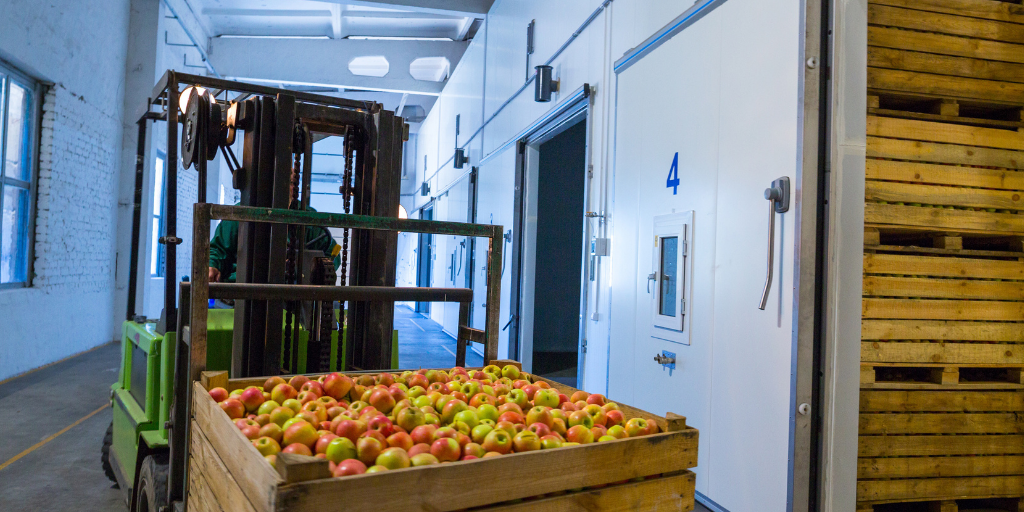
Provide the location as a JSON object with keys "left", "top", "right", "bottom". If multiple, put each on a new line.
{"left": 0, "top": 63, "right": 41, "bottom": 288}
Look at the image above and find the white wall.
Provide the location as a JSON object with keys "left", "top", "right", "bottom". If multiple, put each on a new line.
{"left": 0, "top": 0, "right": 131, "bottom": 380}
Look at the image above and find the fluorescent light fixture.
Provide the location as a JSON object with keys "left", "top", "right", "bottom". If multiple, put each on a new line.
{"left": 347, "top": 36, "right": 453, "bottom": 41}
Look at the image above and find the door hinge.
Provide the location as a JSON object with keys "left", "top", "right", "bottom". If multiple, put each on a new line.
{"left": 681, "top": 298, "right": 686, "bottom": 315}
{"left": 588, "top": 164, "right": 594, "bottom": 178}
{"left": 581, "top": 338, "right": 588, "bottom": 353}
{"left": 681, "top": 240, "right": 688, "bottom": 256}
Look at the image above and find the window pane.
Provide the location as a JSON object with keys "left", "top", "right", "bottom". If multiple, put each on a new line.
{"left": 151, "top": 218, "right": 160, "bottom": 275}
{"left": 5, "top": 82, "right": 31, "bottom": 181}
{"left": 659, "top": 236, "right": 677, "bottom": 317}
{"left": 153, "top": 157, "right": 164, "bottom": 216}
{"left": 2, "top": 185, "right": 30, "bottom": 283}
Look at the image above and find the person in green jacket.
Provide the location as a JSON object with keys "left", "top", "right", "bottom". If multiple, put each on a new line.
{"left": 207, "top": 209, "right": 343, "bottom": 283}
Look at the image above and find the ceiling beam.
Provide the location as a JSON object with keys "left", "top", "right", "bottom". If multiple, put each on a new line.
{"left": 318, "top": 0, "right": 493, "bottom": 18}
{"left": 208, "top": 38, "right": 468, "bottom": 95}
{"left": 330, "top": 5, "right": 346, "bottom": 39}
{"left": 454, "top": 17, "right": 474, "bottom": 40}
{"left": 162, "top": 0, "right": 219, "bottom": 76}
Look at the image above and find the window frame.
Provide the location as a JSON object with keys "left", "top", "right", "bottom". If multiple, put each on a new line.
{"left": 0, "top": 61, "right": 43, "bottom": 290}
{"left": 150, "top": 151, "right": 167, "bottom": 278}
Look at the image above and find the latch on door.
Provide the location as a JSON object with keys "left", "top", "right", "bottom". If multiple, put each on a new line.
{"left": 759, "top": 177, "right": 790, "bottom": 310}
{"left": 654, "top": 350, "right": 676, "bottom": 370}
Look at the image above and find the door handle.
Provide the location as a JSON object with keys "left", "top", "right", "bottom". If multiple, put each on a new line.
{"left": 759, "top": 177, "right": 790, "bottom": 310}
{"left": 647, "top": 272, "right": 657, "bottom": 293}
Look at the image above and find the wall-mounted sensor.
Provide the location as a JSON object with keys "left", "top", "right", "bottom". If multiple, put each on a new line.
{"left": 420, "top": 182, "right": 430, "bottom": 196}
{"left": 454, "top": 147, "right": 468, "bottom": 169}
{"left": 534, "top": 65, "right": 559, "bottom": 102}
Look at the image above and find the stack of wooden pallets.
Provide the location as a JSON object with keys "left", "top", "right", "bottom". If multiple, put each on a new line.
{"left": 859, "top": 0, "right": 1024, "bottom": 510}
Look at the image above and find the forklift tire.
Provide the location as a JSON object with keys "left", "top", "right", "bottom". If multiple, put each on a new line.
{"left": 101, "top": 421, "right": 119, "bottom": 486}
{"left": 136, "top": 454, "right": 169, "bottom": 512}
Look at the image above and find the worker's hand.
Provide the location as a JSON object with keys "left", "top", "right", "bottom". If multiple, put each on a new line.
{"left": 208, "top": 267, "right": 221, "bottom": 283}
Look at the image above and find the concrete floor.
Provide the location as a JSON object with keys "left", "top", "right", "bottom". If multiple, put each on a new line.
{"left": 0, "top": 323, "right": 711, "bottom": 512}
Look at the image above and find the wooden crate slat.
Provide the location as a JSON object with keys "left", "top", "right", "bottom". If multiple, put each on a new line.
{"left": 863, "top": 276, "right": 1024, "bottom": 300}
{"left": 864, "top": 253, "right": 1024, "bottom": 281}
{"left": 857, "top": 475, "right": 1024, "bottom": 503}
{"left": 871, "top": 0, "right": 1024, "bottom": 26}
{"left": 867, "top": 137, "right": 1023, "bottom": 170}
{"left": 479, "top": 471, "right": 696, "bottom": 512}
{"left": 859, "top": 434, "right": 1024, "bottom": 457}
{"left": 859, "top": 455, "right": 1024, "bottom": 479}
{"left": 868, "top": 67, "right": 1024, "bottom": 106}
{"left": 868, "top": 47, "right": 1024, "bottom": 84}
{"left": 869, "top": 4, "right": 1024, "bottom": 44}
{"left": 866, "top": 181, "right": 1024, "bottom": 212}
{"left": 859, "top": 412, "right": 1024, "bottom": 434}
{"left": 866, "top": 160, "right": 1024, "bottom": 193}
{"left": 861, "top": 319, "right": 1024, "bottom": 342}
{"left": 864, "top": 203, "right": 1024, "bottom": 236}
{"left": 861, "top": 341, "right": 1024, "bottom": 365}
{"left": 191, "top": 382, "right": 282, "bottom": 509}
{"left": 863, "top": 297, "right": 1024, "bottom": 321}
{"left": 275, "top": 430, "right": 698, "bottom": 511}
{"left": 869, "top": 26, "right": 1024, "bottom": 65}
{"left": 190, "top": 422, "right": 263, "bottom": 512}
{"left": 188, "top": 461, "right": 228, "bottom": 512}
{"left": 861, "top": 390, "right": 1024, "bottom": 412}
{"left": 868, "top": 116, "right": 1024, "bottom": 152}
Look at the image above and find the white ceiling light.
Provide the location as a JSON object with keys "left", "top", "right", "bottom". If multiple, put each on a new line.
{"left": 409, "top": 57, "right": 450, "bottom": 82}
{"left": 348, "top": 56, "right": 390, "bottom": 77}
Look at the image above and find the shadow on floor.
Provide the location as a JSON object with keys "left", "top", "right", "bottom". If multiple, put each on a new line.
{"left": 394, "top": 305, "right": 483, "bottom": 369}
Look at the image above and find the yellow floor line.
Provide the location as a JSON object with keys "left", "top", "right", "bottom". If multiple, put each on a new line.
{"left": 0, "top": 403, "right": 109, "bottom": 472}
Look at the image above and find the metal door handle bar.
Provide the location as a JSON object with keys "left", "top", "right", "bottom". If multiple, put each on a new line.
{"left": 759, "top": 177, "right": 790, "bottom": 310}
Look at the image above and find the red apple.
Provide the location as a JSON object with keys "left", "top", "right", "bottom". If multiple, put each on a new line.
{"left": 606, "top": 409, "right": 625, "bottom": 427}
{"left": 263, "top": 376, "right": 286, "bottom": 392}
{"left": 463, "top": 442, "right": 486, "bottom": 458}
{"left": 219, "top": 399, "right": 245, "bottom": 419}
{"left": 590, "top": 425, "right": 607, "bottom": 439}
{"left": 521, "top": 384, "right": 539, "bottom": 400}
{"left": 259, "top": 423, "right": 283, "bottom": 443}
{"left": 271, "top": 383, "right": 298, "bottom": 404}
{"left": 584, "top": 404, "right": 608, "bottom": 427}
{"left": 288, "top": 375, "right": 311, "bottom": 390}
{"left": 283, "top": 421, "right": 318, "bottom": 448}
{"left": 408, "top": 443, "right": 432, "bottom": 458}
{"left": 410, "top": 425, "right": 436, "bottom": 445}
{"left": 334, "top": 419, "right": 367, "bottom": 443}
{"left": 525, "top": 406, "right": 554, "bottom": 428}
{"left": 570, "top": 390, "right": 589, "bottom": 403}
{"left": 498, "top": 411, "right": 524, "bottom": 425}
{"left": 566, "top": 425, "right": 594, "bottom": 444}
{"left": 282, "top": 443, "right": 312, "bottom": 456}
{"left": 430, "top": 438, "right": 461, "bottom": 462}
{"left": 333, "top": 459, "right": 366, "bottom": 476}
{"left": 551, "top": 418, "right": 567, "bottom": 436}
{"left": 356, "top": 436, "right": 384, "bottom": 466}
{"left": 322, "top": 373, "right": 354, "bottom": 400}
{"left": 361, "top": 430, "right": 387, "bottom": 446}
{"left": 209, "top": 387, "right": 229, "bottom": 403}
{"left": 240, "top": 425, "right": 260, "bottom": 440}
{"left": 482, "top": 429, "right": 513, "bottom": 454}
{"left": 387, "top": 432, "right": 414, "bottom": 451}
{"left": 296, "top": 390, "right": 317, "bottom": 405}
{"left": 527, "top": 422, "right": 552, "bottom": 438}
{"left": 441, "top": 399, "right": 468, "bottom": 424}
{"left": 367, "top": 415, "right": 395, "bottom": 438}
{"left": 607, "top": 425, "right": 628, "bottom": 439}
{"left": 376, "top": 373, "right": 395, "bottom": 387}
{"left": 368, "top": 388, "right": 396, "bottom": 414}
{"left": 568, "top": 410, "right": 594, "bottom": 429}
{"left": 586, "top": 394, "right": 607, "bottom": 406}
{"left": 300, "top": 381, "right": 324, "bottom": 398}
{"left": 315, "top": 433, "right": 339, "bottom": 455}
{"left": 624, "top": 418, "right": 649, "bottom": 437}
{"left": 434, "top": 426, "right": 458, "bottom": 440}
{"left": 375, "top": 447, "right": 411, "bottom": 470}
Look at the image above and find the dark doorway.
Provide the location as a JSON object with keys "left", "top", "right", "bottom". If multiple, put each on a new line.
{"left": 415, "top": 207, "right": 433, "bottom": 313}
{"left": 531, "top": 120, "right": 587, "bottom": 380}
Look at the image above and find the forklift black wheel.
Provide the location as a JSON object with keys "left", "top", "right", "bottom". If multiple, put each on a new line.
{"left": 136, "top": 454, "right": 169, "bottom": 512}
{"left": 101, "top": 421, "right": 118, "bottom": 486}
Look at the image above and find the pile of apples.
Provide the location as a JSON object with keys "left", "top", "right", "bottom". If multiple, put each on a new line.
{"left": 209, "top": 365, "right": 660, "bottom": 478}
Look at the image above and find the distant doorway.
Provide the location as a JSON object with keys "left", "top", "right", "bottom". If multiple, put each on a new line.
{"left": 415, "top": 206, "right": 433, "bottom": 314}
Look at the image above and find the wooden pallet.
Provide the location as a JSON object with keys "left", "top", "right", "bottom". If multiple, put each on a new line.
{"left": 862, "top": 363, "right": 1024, "bottom": 389}
{"left": 859, "top": 497, "right": 1024, "bottom": 512}
{"left": 857, "top": 386, "right": 1024, "bottom": 505}
{"left": 188, "top": 367, "right": 698, "bottom": 512}
{"left": 868, "top": 0, "right": 1024, "bottom": 109}
{"left": 862, "top": 252, "right": 1024, "bottom": 366}
{"left": 865, "top": 115, "right": 1024, "bottom": 238}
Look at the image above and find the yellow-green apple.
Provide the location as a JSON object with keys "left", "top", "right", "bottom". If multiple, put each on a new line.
{"left": 365, "top": 465, "right": 388, "bottom": 473}
{"left": 296, "top": 411, "right": 320, "bottom": 427}
{"left": 283, "top": 421, "right": 318, "bottom": 448}
{"left": 495, "top": 421, "right": 517, "bottom": 438}
{"left": 209, "top": 387, "right": 229, "bottom": 403}
{"left": 624, "top": 418, "right": 649, "bottom": 437}
{"left": 281, "top": 398, "right": 302, "bottom": 414}
{"left": 462, "top": 381, "right": 481, "bottom": 399}
{"left": 507, "top": 389, "right": 528, "bottom": 408}
{"left": 540, "top": 434, "right": 563, "bottom": 450}
{"left": 229, "top": 389, "right": 244, "bottom": 399}
{"left": 584, "top": 404, "right": 607, "bottom": 427}
{"left": 282, "top": 443, "right": 312, "bottom": 456}
{"left": 387, "top": 432, "right": 413, "bottom": 451}
{"left": 471, "top": 424, "right": 494, "bottom": 444}
{"left": 513, "top": 430, "right": 541, "bottom": 452}
{"left": 360, "top": 430, "right": 387, "bottom": 446}
{"left": 333, "top": 459, "right": 366, "bottom": 476}
{"left": 327, "top": 406, "right": 345, "bottom": 422}
{"left": 566, "top": 425, "right": 594, "bottom": 444}
{"left": 482, "top": 451, "right": 502, "bottom": 458}
{"left": 269, "top": 406, "right": 295, "bottom": 427}
{"left": 410, "top": 453, "right": 439, "bottom": 466}
{"left": 270, "top": 383, "right": 298, "bottom": 405}
{"left": 325, "top": 436, "right": 357, "bottom": 463}
{"left": 408, "top": 443, "right": 431, "bottom": 458}
{"left": 396, "top": 406, "right": 425, "bottom": 432}
{"left": 219, "top": 399, "right": 245, "bottom": 419}
{"left": 315, "top": 396, "right": 338, "bottom": 410}
{"left": 501, "top": 365, "right": 520, "bottom": 379}
{"left": 463, "top": 442, "right": 485, "bottom": 459}
{"left": 482, "top": 429, "right": 513, "bottom": 454}
{"left": 253, "top": 436, "right": 281, "bottom": 457}
{"left": 526, "top": 406, "right": 554, "bottom": 428}
{"left": 598, "top": 435, "right": 617, "bottom": 442}
{"left": 257, "top": 400, "right": 280, "bottom": 416}
{"left": 453, "top": 410, "right": 480, "bottom": 430}
{"left": 253, "top": 414, "right": 271, "bottom": 426}
{"left": 477, "top": 404, "right": 499, "bottom": 423}
{"left": 356, "top": 436, "right": 384, "bottom": 465}
{"left": 431, "top": 438, "right": 461, "bottom": 462}
{"left": 375, "top": 447, "right": 411, "bottom": 470}
{"left": 606, "top": 425, "right": 627, "bottom": 439}
{"left": 533, "top": 389, "right": 560, "bottom": 409}
{"left": 568, "top": 410, "right": 594, "bottom": 429}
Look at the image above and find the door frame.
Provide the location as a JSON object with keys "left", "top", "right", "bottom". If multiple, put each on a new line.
{"left": 415, "top": 203, "right": 434, "bottom": 314}
{"left": 508, "top": 90, "right": 593, "bottom": 385}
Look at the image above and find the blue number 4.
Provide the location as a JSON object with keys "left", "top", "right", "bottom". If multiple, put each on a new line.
{"left": 666, "top": 152, "right": 680, "bottom": 195}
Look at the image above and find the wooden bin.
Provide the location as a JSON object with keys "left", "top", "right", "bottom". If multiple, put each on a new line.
{"left": 857, "top": 386, "right": 1024, "bottom": 507}
{"left": 867, "top": 0, "right": 1024, "bottom": 109}
{"left": 862, "top": 251, "right": 1024, "bottom": 371}
{"left": 187, "top": 368, "right": 699, "bottom": 512}
{"left": 865, "top": 115, "right": 1024, "bottom": 239}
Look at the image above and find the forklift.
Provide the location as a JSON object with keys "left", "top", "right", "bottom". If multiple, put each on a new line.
{"left": 102, "top": 71, "right": 436, "bottom": 511}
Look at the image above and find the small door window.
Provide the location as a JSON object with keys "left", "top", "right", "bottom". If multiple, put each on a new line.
{"left": 651, "top": 211, "right": 693, "bottom": 344}
{"left": 659, "top": 236, "right": 678, "bottom": 317}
